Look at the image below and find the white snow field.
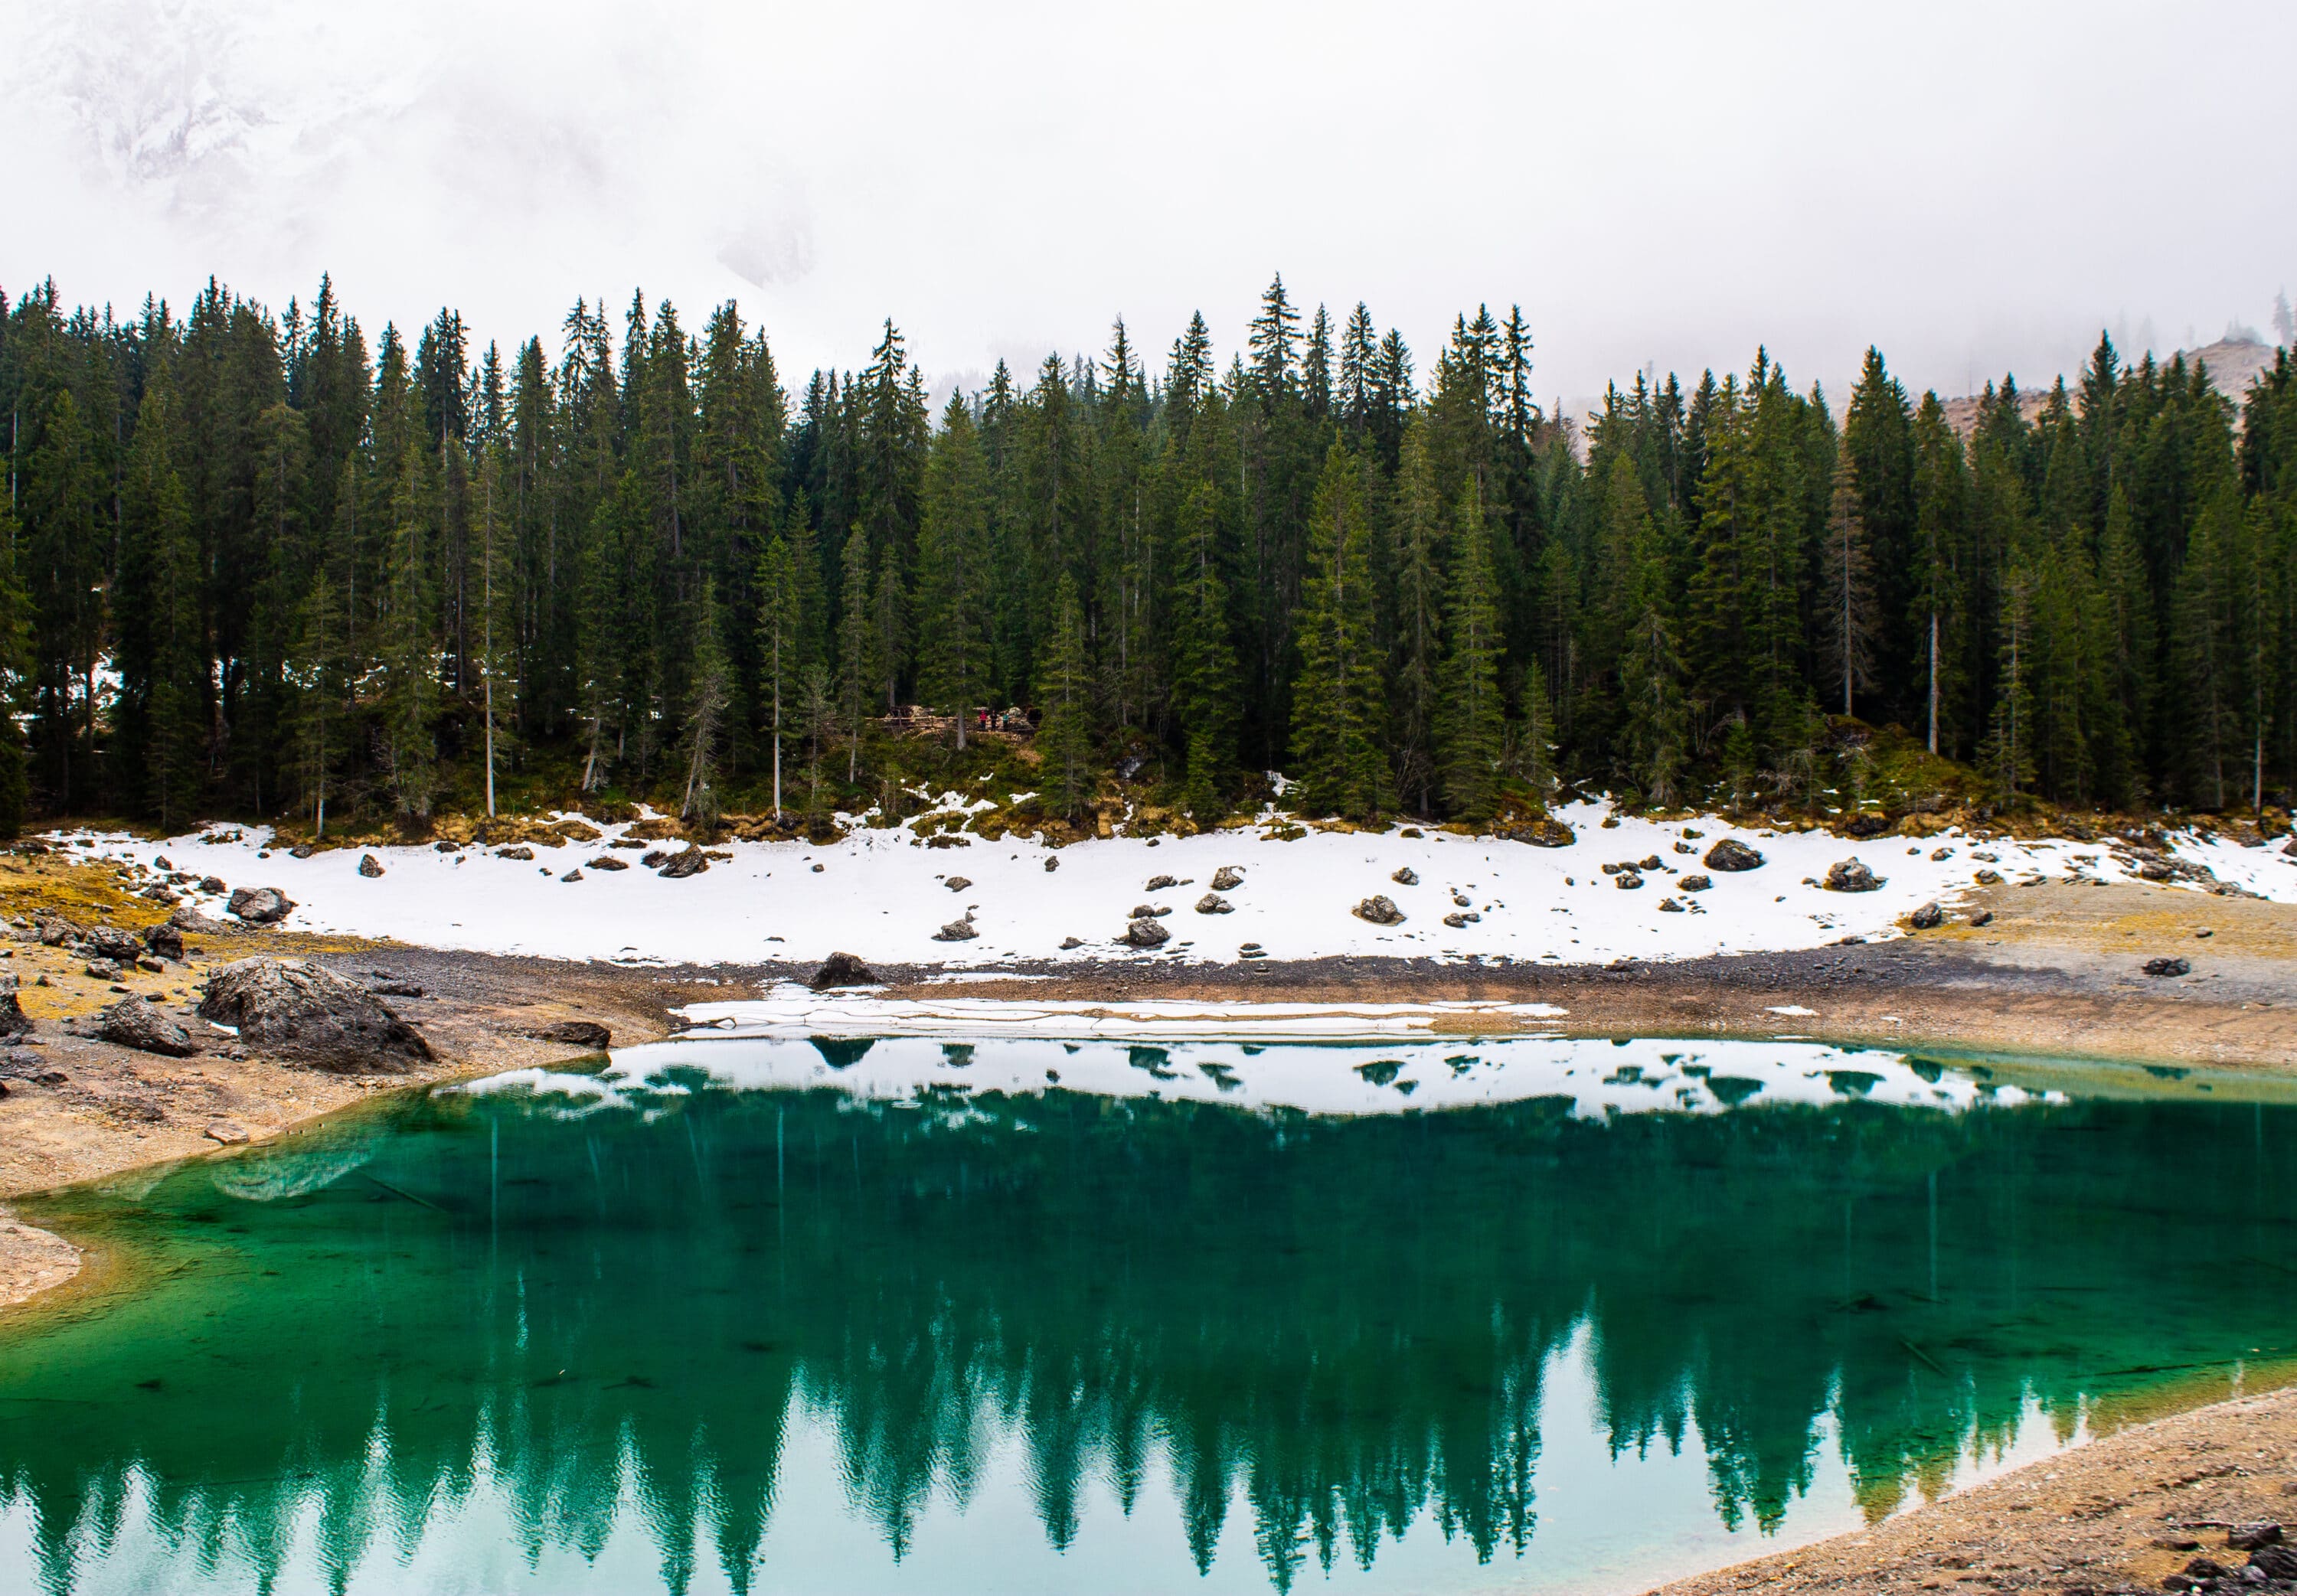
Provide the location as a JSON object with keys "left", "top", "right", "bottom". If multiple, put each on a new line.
{"left": 463, "top": 1032, "right": 2055, "bottom": 1121}
{"left": 44, "top": 798, "right": 2295, "bottom": 969}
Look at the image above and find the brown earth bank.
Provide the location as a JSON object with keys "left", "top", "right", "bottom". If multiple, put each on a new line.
{"left": 1652, "top": 1381, "right": 2297, "bottom": 1596}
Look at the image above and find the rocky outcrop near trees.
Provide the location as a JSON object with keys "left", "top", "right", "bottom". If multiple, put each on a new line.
{"left": 196, "top": 958, "right": 433, "bottom": 1072}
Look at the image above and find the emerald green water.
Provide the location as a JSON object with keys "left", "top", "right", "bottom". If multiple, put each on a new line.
{"left": 2, "top": 1039, "right": 2293, "bottom": 1595}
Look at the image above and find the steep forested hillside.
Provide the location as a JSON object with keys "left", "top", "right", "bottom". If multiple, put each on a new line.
{"left": 0, "top": 274, "right": 2290, "bottom": 837}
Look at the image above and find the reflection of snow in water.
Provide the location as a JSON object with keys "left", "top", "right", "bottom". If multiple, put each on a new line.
{"left": 459, "top": 1031, "right": 2051, "bottom": 1122}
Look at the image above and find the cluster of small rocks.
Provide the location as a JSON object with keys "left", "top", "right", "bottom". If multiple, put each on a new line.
{"left": 2160, "top": 1521, "right": 2294, "bottom": 1591}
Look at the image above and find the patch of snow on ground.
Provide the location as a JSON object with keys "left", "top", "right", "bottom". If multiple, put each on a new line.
{"left": 462, "top": 1033, "right": 2054, "bottom": 1121}
{"left": 46, "top": 798, "right": 2295, "bottom": 968}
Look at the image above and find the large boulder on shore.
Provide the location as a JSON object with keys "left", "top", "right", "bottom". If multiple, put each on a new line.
{"left": 99, "top": 995, "right": 199, "bottom": 1057}
{"left": 1703, "top": 838, "right": 1764, "bottom": 873}
{"left": 1824, "top": 858, "right": 1883, "bottom": 893}
{"left": 227, "top": 886, "right": 296, "bottom": 924}
{"left": 1353, "top": 895, "right": 1406, "bottom": 925}
{"left": 810, "top": 951, "right": 878, "bottom": 989}
{"left": 196, "top": 958, "right": 433, "bottom": 1073}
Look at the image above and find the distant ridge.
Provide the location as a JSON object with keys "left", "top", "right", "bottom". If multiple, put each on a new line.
{"left": 1942, "top": 335, "right": 2285, "bottom": 436}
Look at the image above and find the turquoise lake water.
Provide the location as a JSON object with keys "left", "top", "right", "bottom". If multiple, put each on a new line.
{"left": 1, "top": 1038, "right": 2292, "bottom": 1594}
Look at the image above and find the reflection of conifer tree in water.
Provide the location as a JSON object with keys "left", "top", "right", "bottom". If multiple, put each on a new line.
{"left": 5, "top": 1084, "right": 2296, "bottom": 1591}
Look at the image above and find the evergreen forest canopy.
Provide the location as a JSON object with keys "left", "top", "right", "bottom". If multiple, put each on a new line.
{"left": 0, "top": 272, "right": 2292, "bottom": 841}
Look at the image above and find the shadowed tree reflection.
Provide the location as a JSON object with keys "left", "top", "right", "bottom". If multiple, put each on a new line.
{"left": 0, "top": 1073, "right": 2292, "bottom": 1594}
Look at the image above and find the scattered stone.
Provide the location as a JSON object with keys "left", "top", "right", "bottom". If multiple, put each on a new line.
{"left": 168, "top": 906, "right": 230, "bottom": 935}
{"left": 1210, "top": 866, "right": 1245, "bottom": 892}
{"left": 1843, "top": 813, "right": 1890, "bottom": 839}
{"left": 560, "top": 869, "right": 583, "bottom": 883}
{"left": 811, "top": 863, "right": 825, "bottom": 873}
{"left": 358, "top": 854, "right": 384, "bottom": 877}
{"left": 1059, "top": 936, "right": 1083, "bottom": 949}
{"left": 196, "top": 957, "right": 434, "bottom": 1073}
{"left": 2252, "top": 1544, "right": 2297, "bottom": 1579}
{"left": 1615, "top": 873, "right": 1643, "bottom": 889}
{"left": 1145, "top": 874, "right": 1178, "bottom": 891}
{"left": 204, "top": 1121, "right": 251, "bottom": 1145}
{"left": 136, "top": 958, "right": 164, "bottom": 974}
{"left": 531, "top": 1019, "right": 612, "bottom": 1049}
{"left": 1452, "top": 892, "right": 1472, "bottom": 907}
{"left": 37, "top": 915, "right": 85, "bottom": 947}
{"left": 587, "top": 856, "right": 629, "bottom": 870}
{"left": 1497, "top": 818, "right": 1574, "bottom": 847}
{"left": 1930, "top": 847, "right": 1954, "bottom": 860}
{"left": 1969, "top": 910, "right": 1994, "bottom": 926}
{"left": 289, "top": 844, "right": 318, "bottom": 860}
{"left": 2196, "top": 927, "right": 2214, "bottom": 938}
{"left": 0, "top": 975, "right": 31, "bottom": 1040}
{"left": 1639, "top": 855, "right": 1662, "bottom": 870}
{"left": 1391, "top": 867, "right": 1419, "bottom": 886}
{"left": 2144, "top": 956, "right": 2192, "bottom": 977}
{"left": 658, "top": 847, "right": 708, "bottom": 879}
{"left": 199, "top": 875, "right": 226, "bottom": 893}
{"left": 924, "top": 834, "right": 969, "bottom": 850}
{"left": 1443, "top": 912, "right": 1481, "bottom": 928}
{"left": 1824, "top": 859, "right": 1883, "bottom": 893}
{"left": 1679, "top": 874, "right": 1712, "bottom": 893}
{"left": 434, "top": 840, "right": 462, "bottom": 853}
{"left": 1129, "top": 903, "right": 1172, "bottom": 919}
{"left": 226, "top": 887, "right": 296, "bottom": 924}
{"left": 2153, "top": 1537, "right": 2204, "bottom": 1552}
{"left": 1704, "top": 838, "right": 1764, "bottom": 873}
{"left": 1673, "top": 841, "right": 1695, "bottom": 854}
{"left": 932, "top": 917, "right": 979, "bottom": 942}
{"left": 497, "top": 846, "right": 536, "bottom": 861}
{"left": 87, "top": 926, "right": 142, "bottom": 962}
{"left": 367, "top": 978, "right": 423, "bottom": 997}
{"left": 1909, "top": 901, "right": 1945, "bottom": 929}
{"left": 2139, "top": 859, "right": 2172, "bottom": 881}
{"left": 641, "top": 851, "right": 669, "bottom": 869}
{"left": 809, "top": 951, "right": 878, "bottom": 989}
{"left": 1353, "top": 895, "right": 1405, "bottom": 925}
{"left": 1195, "top": 893, "right": 1233, "bottom": 915}
{"left": 83, "top": 958, "right": 125, "bottom": 981}
{"left": 155, "top": 856, "right": 173, "bottom": 872}
{"left": 98, "top": 995, "right": 200, "bottom": 1057}
{"left": 2228, "top": 1525, "right": 2284, "bottom": 1552}
{"left": 945, "top": 876, "right": 973, "bottom": 893}
{"left": 1044, "top": 857, "right": 1060, "bottom": 873}
{"left": 1658, "top": 898, "right": 1684, "bottom": 912}
{"left": 1120, "top": 916, "right": 1171, "bottom": 948}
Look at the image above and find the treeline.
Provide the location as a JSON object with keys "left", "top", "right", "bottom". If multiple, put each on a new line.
{"left": 0, "top": 273, "right": 2292, "bottom": 835}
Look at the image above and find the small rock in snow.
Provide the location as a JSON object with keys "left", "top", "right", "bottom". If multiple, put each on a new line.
{"left": 1210, "top": 866, "right": 1244, "bottom": 892}
{"left": 1391, "top": 867, "right": 1419, "bottom": 886}
{"left": 1129, "top": 903, "right": 1172, "bottom": 919}
{"left": 1658, "top": 898, "right": 1684, "bottom": 912}
{"left": 1060, "top": 936, "right": 1083, "bottom": 949}
{"left": 227, "top": 886, "right": 296, "bottom": 923}
{"left": 1195, "top": 893, "right": 1233, "bottom": 915}
{"left": 1044, "top": 857, "right": 1060, "bottom": 872}
{"left": 1704, "top": 838, "right": 1764, "bottom": 873}
{"left": 1614, "top": 873, "right": 1643, "bottom": 890}
{"left": 1824, "top": 859, "right": 1883, "bottom": 893}
{"left": 496, "top": 846, "right": 536, "bottom": 862}
{"left": 1120, "top": 917, "right": 1171, "bottom": 948}
{"left": 944, "top": 876, "right": 973, "bottom": 893}
{"left": 1443, "top": 912, "right": 1480, "bottom": 928}
{"left": 932, "top": 918, "right": 979, "bottom": 942}
{"left": 560, "top": 869, "right": 583, "bottom": 883}
{"left": 358, "top": 854, "right": 384, "bottom": 878}
{"left": 1909, "top": 901, "right": 1945, "bottom": 929}
{"left": 1145, "top": 874, "right": 1178, "bottom": 891}
{"left": 659, "top": 847, "right": 708, "bottom": 879}
{"left": 588, "top": 856, "right": 629, "bottom": 871}
{"left": 1678, "top": 874, "right": 1712, "bottom": 893}
{"left": 1353, "top": 896, "right": 1405, "bottom": 925}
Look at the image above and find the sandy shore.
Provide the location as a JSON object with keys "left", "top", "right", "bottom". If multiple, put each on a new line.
{"left": 1653, "top": 1379, "right": 2297, "bottom": 1595}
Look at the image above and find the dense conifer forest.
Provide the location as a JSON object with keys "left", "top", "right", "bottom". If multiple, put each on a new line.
{"left": 0, "top": 273, "right": 2291, "bottom": 838}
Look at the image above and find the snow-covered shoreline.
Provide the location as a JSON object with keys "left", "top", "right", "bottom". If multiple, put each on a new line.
{"left": 40, "top": 799, "right": 2294, "bottom": 969}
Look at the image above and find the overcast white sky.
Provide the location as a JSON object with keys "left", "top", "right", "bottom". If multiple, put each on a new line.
{"left": 4, "top": 0, "right": 2292, "bottom": 413}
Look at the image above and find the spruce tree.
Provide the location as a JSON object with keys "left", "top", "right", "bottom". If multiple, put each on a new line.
{"left": 1034, "top": 574, "right": 1094, "bottom": 821}
{"left": 1169, "top": 481, "right": 1238, "bottom": 818}
{"left": 1435, "top": 493, "right": 1506, "bottom": 818}
{"left": 1388, "top": 421, "right": 1445, "bottom": 811}
{"left": 379, "top": 442, "right": 438, "bottom": 820}
{"left": 838, "top": 526, "right": 872, "bottom": 782}
{"left": 679, "top": 578, "right": 730, "bottom": 825}
{"left": 756, "top": 535, "right": 800, "bottom": 819}
{"left": 1289, "top": 444, "right": 1385, "bottom": 818}
{"left": 917, "top": 395, "right": 992, "bottom": 747}
{"left": 1818, "top": 439, "right": 1879, "bottom": 716}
